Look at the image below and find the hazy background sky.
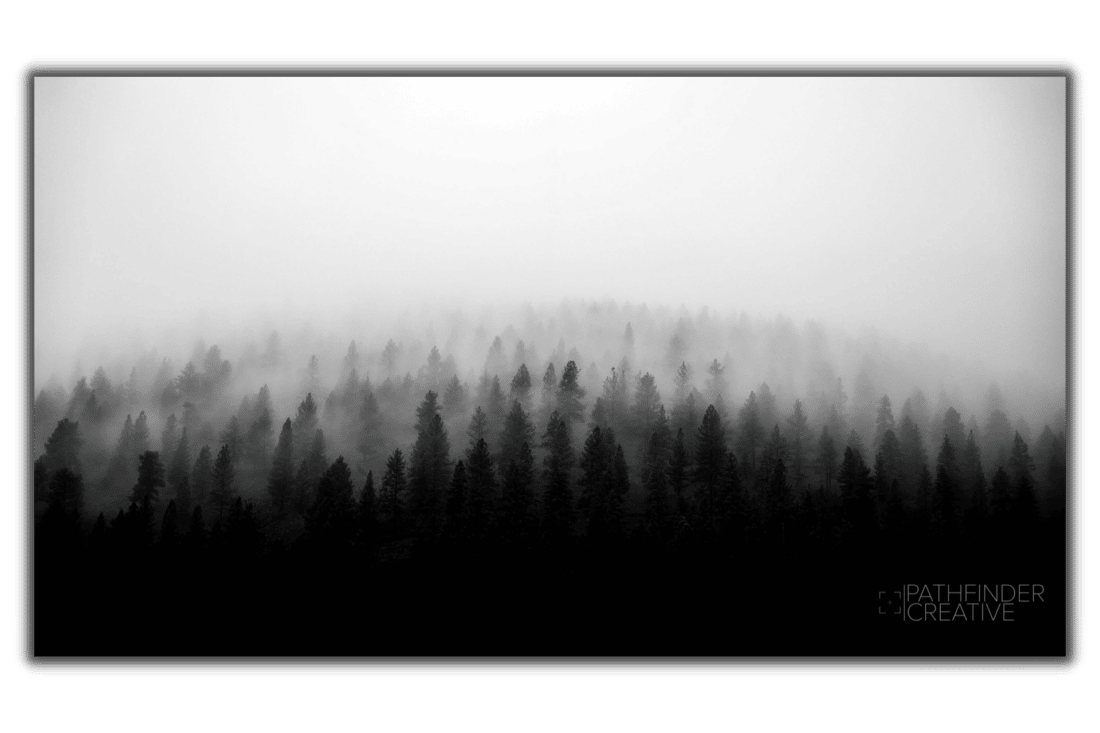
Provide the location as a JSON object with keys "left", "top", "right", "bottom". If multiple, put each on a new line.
{"left": 33, "top": 75, "right": 1065, "bottom": 389}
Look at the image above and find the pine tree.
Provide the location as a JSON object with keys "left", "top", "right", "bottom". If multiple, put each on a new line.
{"left": 159, "top": 500, "right": 179, "bottom": 549}
{"left": 100, "top": 414, "right": 138, "bottom": 495}
{"left": 874, "top": 395, "right": 895, "bottom": 451}
{"left": 932, "top": 464, "right": 958, "bottom": 540}
{"left": 674, "top": 362, "right": 692, "bottom": 404}
{"left": 935, "top": 434, "right": 963, "bottom": 524}
{"left": 442, "top": 375, "right": 468, "bottom": 419}
{"left": 1008, "top": 432, "right": 1040, "bottom": 534}
{"left": 306, "top": 457, "right": 358, "bottom": 553}
{"left": 671, "top": 391, "right": 699, "bottom": 457}
{"left": 541, "top": 411, "right": 575, "bottom": 544}
{"left": 941, "top": 407, "right": 966, "bottom": 458}
{"left": 357, "top": 472, "right": 378, "bottom": 555}
{"left": 499, "top": 399, "right": 535, "bottom": 475}
{"left": 191, "top": 445, "right": 212, "bottom": 505}
{"left": 161, "top": 413, "right": 178, "bottom": 456}
{"left": 294, "top": 429, "right": 328, "bottom": 513}
{"left": 501, "top": 441, "right": 537, "bottom": 547}
{"left": 872, "top": 452, "right": 890, "bottom": 504}
{"left": 631, "top": 372, "right": 662, "bottom": 449}
{"left": 935, "top": 433, "right": 957, "bottom": 475}
{"left": 444, "top": 460, "right": 469, "bottom": 540}
{"left": 959, "top": 429, "right": 985, "bottom": 490}
{"left": 65, "top": 377, "right": 90, "bottom": 419}
{"left": 292, "top": 393, "right": 318, "bottom": 458}
{"left": 356, "top": 390, "right": 383, "bottom": 478}
{"left": 465, "top": 437, "right": 497, "bottom": 540}
{"left": 510, "top": 364, "right": 533, "bottom": 410}
{"left": 408, "top": 393, "right": 451, "bottom": 532}
{"left": 268, "top": 418, "right": 295, "bottom": 513}
{"left": 47, "top": 467, "right": 85, "bottom": 520}
{"left": 539, "top": 362, "right": 557, "bottom": 425}
{"left": 245, "top": 387, "right": 274, "bottom": 476}
{"left": 130, "top": 450, "right": 166, "bottom": 507}
{"left": 719, "top": 451, "right": 744, "bottom": 544}
{"left": 132, "top": 411, "right": 151, "bottom": 455}
{"left": 897, "top": 415, "right": 928, "bottom": 494}
{"left": 845, "top": 430, "right": 866, "bottom": 462}
{"left": 485, "top": 376, "right": 508, "bottom": 450}
{"left": 963, "top": 445, "right": 989, "bottom": 539}
{"left": 167, "top": 428, "right": 191, "bottom": 507}
{"left": 759, "top": 425, "right": 789, "bottom": 483}
{"left": 210, "top": 444, "right": 236, "bottom": 520}
{"left": 379, "top": 448, "right": 407, "bottom": 528}
{"left": 764, "top": 457, "right": 792, "bottom": 544}
{"left": 985, "top": 404, "right": 1015, "bottom": 470}
{"left": 43, "top": 418, "right": 83, "bottom": 476}
{"left": 877, "top": 429, "right": 902, "bottom": 490}
{"left": 738, "top": 393, "right": 763, "bottom": 475}
{"left": 415, "top": 389, "right": 441, "bottom": 433}
{"left": 705, "top": 359, "right": 727, "bottom": 408}
{"left": 818, "top": 427, "right": 838, "bottom": 492}
{"left": 577, "top": 425, "right": 611, "bottom": 537}
{"left": 669, "top": 427, "right": 691, "bottom": 516}
{"left": 786, "top": 399, "right": 810, "bottom": 492}
{"left": 175, "top": 474, "right": 192, "bottom": 518}
{"left": 914, "top": 464, "right": 934, "bottom": 530}
{"left": 695, "top": 405, "right": 727, "bottom": 530}
{"left": 607, "top": 443, "right": 630, "bottom": 541}
{"left": 642, "top": 429, "right": 671, "bottom": 539}
{"left": 381, "top": 339, "right": 400, "bottom": 376}
{"left": 484, "top": 335, "right": 507, "bottom": 376}
{"left": 219, "top": 415, "right": 242, "bottom": 466}
{"left": 556, "top": 360, "right": 586, "bottom": 429}
{"left": 1007, "top": 431, "right": 1036, "bottom": 483}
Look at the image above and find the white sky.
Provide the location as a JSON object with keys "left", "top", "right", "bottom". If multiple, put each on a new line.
{"left": 33, "top": 75, "right": 1066, "bottom": 388}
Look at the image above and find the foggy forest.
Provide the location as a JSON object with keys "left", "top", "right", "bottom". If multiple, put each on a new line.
{"left": 33, "top": 301, "right": 1066, "bottom": 655}
{"left": 31, "top": 76, "right": 1067, "bottom": 657}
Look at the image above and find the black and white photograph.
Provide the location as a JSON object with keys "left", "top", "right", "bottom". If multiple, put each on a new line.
{"left": 30, "top": 72, "right": 1068, "bottom": 658}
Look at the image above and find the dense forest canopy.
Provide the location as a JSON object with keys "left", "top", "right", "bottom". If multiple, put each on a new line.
{"left": 33, "top": 300, "right": 1065, "bottom": 524}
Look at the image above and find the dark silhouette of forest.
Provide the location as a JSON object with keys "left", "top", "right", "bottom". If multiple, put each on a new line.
{"left": 33, "top": 312, "right": 1066, "bottom": 656}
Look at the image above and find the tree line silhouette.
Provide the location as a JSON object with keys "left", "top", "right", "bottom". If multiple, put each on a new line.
{"left": 34, "top": 333, "right": 1066, "bottom": 656}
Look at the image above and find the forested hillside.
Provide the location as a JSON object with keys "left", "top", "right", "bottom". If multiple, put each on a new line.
{"left": 33, "top": 303, "right": 1067, "bottom": 656}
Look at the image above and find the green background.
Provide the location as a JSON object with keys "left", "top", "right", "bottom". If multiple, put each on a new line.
{"left": 4, "top": 2, "right": 1091, "bottom": 726}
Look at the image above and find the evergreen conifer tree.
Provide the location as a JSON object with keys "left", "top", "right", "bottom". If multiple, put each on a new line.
{"left": 379, "top": 448, "right": 407, "bottom": 528}
{"left": 43, "top": 418, "right": 84, "bottom": 476}
{"left": 818, "top": 427, "right": 838, "bottom": 492}
{"left": 540, "top": 411, "right": 576, "bottom": 544}
{"left": 695, "top": 405, "right": 727, "bottom": 531}
{"left": 292, "top": 393, "right": 318, "bottom": 457}
{"left": 510, "top": 364, "right": 533, "bottom": 410}
{"left": 130, "top": 450, "right": 166, "bottom": 507}
{"left": 556, "top": 360, "right": 586, "bottom": 429}
{"left": 738, "top": 393, "right": 763, "bottom": 475}
{"left": 465, "top": 437, "right": 497, "bottom": 541}
{"left": 786, "top": 399, "right": 809, "bottom": 492}
{"left": 268, "top": 418, "right": 295, "bottom": 513}
{"left": 210, "top": 444, "right": 236, "bottom": 520}
{"left": 408, "top": 393, "right": 451, "bottom": 532}
{"left": 501, "top": 441, "right": 537, "bottom": 548}
{"left": 357, "top": 471, "right": 378, "bottom": 556}
{"left": 668, "top": 427, "right": 691, "bottom": 516}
